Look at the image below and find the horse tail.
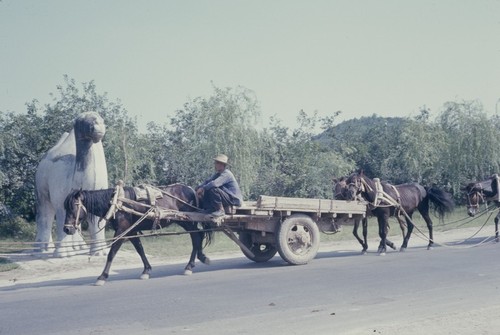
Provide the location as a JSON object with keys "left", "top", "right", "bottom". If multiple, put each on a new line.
{"left": 425, "top": 187, "right": 455, "bottom": 219}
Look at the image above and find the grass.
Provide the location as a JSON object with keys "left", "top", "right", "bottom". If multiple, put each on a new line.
{"left": 120, "top": 206, "right": 494, "bottom": 257}
{"left": 118, "top": 227, "right": 240, "bottom": 257}
{"left": 0, "top": 206, "right": 493, "bottom": 267}
{"left": 0, "top": 257, "right": 19, "bottom": 272}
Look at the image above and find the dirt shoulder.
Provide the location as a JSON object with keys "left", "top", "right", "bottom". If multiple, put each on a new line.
{"left": 0, "top": 225, "right": 495, "bottom": 288}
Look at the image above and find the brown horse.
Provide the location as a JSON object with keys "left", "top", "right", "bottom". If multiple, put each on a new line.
{"left": 63, "top": 184, "right": 213, "bottom": 285}
{"left": 333, "top": 177, "right": 396, "bottom": 253}
{"left": 463, "top": 174, "right": 500, "bottom": 241}
{"left": 345, "top": 171, "right": 454, "bottom": 254}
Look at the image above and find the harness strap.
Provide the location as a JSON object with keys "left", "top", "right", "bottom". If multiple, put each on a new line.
{"left": 98, "top": 180, "right": 125, "bottom": 229}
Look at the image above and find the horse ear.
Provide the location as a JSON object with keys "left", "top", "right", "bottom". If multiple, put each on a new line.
{"left": 76, "top": 188, "right": 84, "bottom": 199}
{"left": 358, "top": 169, "right": 365, "bottom": 176}
{"left": 332, "top": 178, "right": 338, "bottom": 183}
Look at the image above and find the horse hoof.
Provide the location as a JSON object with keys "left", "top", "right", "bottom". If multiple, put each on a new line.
{"left": 140, "top": 273, "right": 150, "bottom": 280}
{"left": 94, "top": 280, "right": 106, "bottom": 286}
{"left": 361, "top": 250, "right": 367, "bottom": 255}
{"left": 496, "top": 238, "right": 499, "bottom": 243}
{"left": 400, "top": 247, "right": 406, "bottom": 252}
{"left": 203, "top": 257, "right": 211, "bottom": 265}
{"left": 427, "top": 246, "right": 433, "bottom": 250}
{"left": 184, "top": 269, "right": 193, "bottom": 276}
{"left": 379, "top": 252, "right": 386, "bottom": 256}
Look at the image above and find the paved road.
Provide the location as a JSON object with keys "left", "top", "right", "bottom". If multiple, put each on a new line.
{"left": 2, "top": 241, "right": 500, "bottom": 335}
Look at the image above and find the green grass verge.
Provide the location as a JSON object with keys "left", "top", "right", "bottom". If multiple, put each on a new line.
{"left": 0, "top": 206, "right": 491, "bottom": 267}
{"left": 120, "top": 206, "right": 492, "bottom": 257}
{"left": 0, "top": 257, "right": 19, "bottom": 272}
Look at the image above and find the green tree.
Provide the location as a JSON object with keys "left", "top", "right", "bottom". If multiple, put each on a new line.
{"left": 437, "top": 100, "right": 500, "bottom": 193}
{"left": 0, "top": 108, "right": 45, "bottom": 219}
{"left": 164, "top": 85, "right": 262, "bottom": 198}
{"left": 381, "top": 107, "right": 446, "bottom": 185}
{"left": 0, "top": 76, "right": 144, "bottom": 221}
{"left": 252, "top": 111, "right": 354, "bottom": 198}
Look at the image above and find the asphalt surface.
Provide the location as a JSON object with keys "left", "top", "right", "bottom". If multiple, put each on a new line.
{"left": 1, "top": 240, "right": 500, "bottom": 335}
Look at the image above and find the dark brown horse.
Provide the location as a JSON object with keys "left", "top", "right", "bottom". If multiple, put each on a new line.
{"left": 345, "top": 171, "right": 454, "bottom": 254}
{"left": 333, "top": 177, "right": 396, "bottom": 253}
{"left": 63, "top": 184, "right": 213, "bottom": 285}
{"left": 463, "top": 174, "right": 500, "bottom": 241}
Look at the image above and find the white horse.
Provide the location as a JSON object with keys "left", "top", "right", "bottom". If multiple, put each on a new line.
{"left": 34, "top": 112, "right": 108, "bottom": 257}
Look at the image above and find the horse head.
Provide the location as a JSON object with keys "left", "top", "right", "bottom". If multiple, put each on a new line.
{"left": 74, "top": 112, "right": 106, "bottom": 144}
{"left": 63, "top": 190, "right": 88, "bottom": 235}
{"left": 332, "top": 177, "right": 349, "bottom": 200}
{"left": 462, "top": 182, "right": 485, "bottom": 217}
{"left": 345, "top": 171, "right": 366, "bottom": 201}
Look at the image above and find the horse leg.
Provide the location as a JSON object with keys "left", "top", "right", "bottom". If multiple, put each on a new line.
{"left": 95, "top": 235, "right": 124, "bottom": 286}
{"left": 362, "top": 218, "right": 369, "bottom": 252}
{"left": 129, "top": 234, "right": 152, "bottom": 280}
{"left": 384, "top": 221, "right": 397, "bottom": 250}
{"left": 495, "top": 212, "right": 500, "bottom": 243}
{"left": 353, "top": 219, "right": 366, "bottom": 253}
{"left": 377, "top": 214, "right": 388, "bottom": 255}
{"left": 196, "top": 230, "right": 211, "bottom": 266}
{"left": 400, "top": 216, "right": 414, "bottom": 252}
{"left": 184, "top": 228, "right": 211, "bottom": 275}
{"left": 419, "top": 209, "right": 435, "bottom": 250}
{"left": 54, "top": 207, "right": 78, "bottom": 258}
{"left": 183, "top": 231, "right": 198, "bottom": 276}
{"left": 88, "top": 214, "right": 108, "bottom": 256}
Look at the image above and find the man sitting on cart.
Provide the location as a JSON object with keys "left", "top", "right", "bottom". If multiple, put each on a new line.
{"left": 196, "top": 154, "right": 243, "bottom": 217}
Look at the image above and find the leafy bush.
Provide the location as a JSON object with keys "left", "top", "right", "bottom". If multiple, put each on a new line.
{"left": 0, "top": 216, "right": 36, "bottom": 240}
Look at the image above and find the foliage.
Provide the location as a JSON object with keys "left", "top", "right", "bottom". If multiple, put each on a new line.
{"left": 0, "top": 258, "right": 19, "bottom": 272}
{"left": 0, "top": 76, "right": 143, "bottom": 223}
{"left": 436, "top": 100, "right": 500, "bottom": 194}
{"left": 0, "top": 216, "right": 36, "bottom": 240}
{"left": 251, "top": 111, "right": 354, "bottom": 198}
{"left": 0, "top": 108, "right": 45, "bottom": 220}
{"left": 1, "top": 73, "right": 500, "bottom": 237}
{"left": 163, "top": 85, "right": 262, "bottom": 198}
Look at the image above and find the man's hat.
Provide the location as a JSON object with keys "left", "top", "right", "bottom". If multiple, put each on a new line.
{"left": 213, "top": 154, "right": 229, "bottom": 165}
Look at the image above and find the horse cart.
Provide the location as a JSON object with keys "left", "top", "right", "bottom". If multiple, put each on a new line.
{"left": 64, "top": 183, "right": 369, "bottom": 284}
{"left": 195, "top": 195, "right": 368, "bottom": 265}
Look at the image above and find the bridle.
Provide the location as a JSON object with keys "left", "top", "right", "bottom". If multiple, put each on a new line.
{"left": 347, "top": 176, "right": 368, "bottom": 196}
{"left": 64, "top": 197, "right": 87, "bottom": 232}
{"left": 465, "top": 185, "right": 485, "bottom": 212}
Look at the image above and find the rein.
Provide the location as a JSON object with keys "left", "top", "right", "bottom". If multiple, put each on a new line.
{"left": 65, "top": 197, "right": 87, "bottom": 232}
{"left": 159, "top": 188, "right": 202, "bottom": 211}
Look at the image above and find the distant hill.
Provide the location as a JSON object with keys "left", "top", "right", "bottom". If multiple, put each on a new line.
{"left": 315, "top": 114, "right": 409, "bottom": 147}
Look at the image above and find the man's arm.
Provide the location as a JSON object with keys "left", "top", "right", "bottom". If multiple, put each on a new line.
{"left": 196, "top": 173, "right": 218, "bottom": 190}
{"left": 203, "top": 170, "right": 233, "bottom": 190}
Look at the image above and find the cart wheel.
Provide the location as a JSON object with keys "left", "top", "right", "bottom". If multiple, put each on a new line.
{"left": 276, "top": 214, "right": 320, "bottom": 265}
{"left": 238, "top": 232, "right": 278, "bottom": 263}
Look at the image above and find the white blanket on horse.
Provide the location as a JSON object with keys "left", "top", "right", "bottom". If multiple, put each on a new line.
{"left": 134, "top": 185, "right": 163, "bottom": 205}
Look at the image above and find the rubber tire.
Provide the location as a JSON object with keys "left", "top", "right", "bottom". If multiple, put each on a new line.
{"left": 275, "top": 214, "right": 320, "bottom": 265}
{"left": 238, "top": 232, "right": 278, "bottom": 263}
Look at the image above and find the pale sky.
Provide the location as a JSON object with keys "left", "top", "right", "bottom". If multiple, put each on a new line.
{"left": 1, "top": 0, "right": 499, "bottom": 131}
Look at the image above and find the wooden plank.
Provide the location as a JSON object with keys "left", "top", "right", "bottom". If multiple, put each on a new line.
{"left": 257, "top": 195, "right": 366, "bottom": 214}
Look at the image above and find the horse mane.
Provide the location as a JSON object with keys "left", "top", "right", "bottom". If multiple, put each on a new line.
{"left": 64, "top": 187, "right": 137, "bottom": 217}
